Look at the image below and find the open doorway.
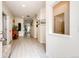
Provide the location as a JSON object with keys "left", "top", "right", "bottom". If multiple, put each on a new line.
{"left": 24, "top": 20, "right": 31, "bottom": 38}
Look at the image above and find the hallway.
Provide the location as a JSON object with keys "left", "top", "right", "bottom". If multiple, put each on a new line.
{"left": 0, "top": 1, "right": 79, "bottom": 58}
{"left": 10, "top": 37, "right": 46, "bottom": 58}
{"left": 2, "top": 1, "right": 46, "bottom": 58}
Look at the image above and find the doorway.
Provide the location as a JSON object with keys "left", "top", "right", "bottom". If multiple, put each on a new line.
{"left": 24, "top": 20, "right": 31, "bottom": 38}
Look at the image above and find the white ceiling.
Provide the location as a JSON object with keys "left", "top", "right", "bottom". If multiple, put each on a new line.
{"left": 3, "top": 1, "right": 45, "bottom": 18}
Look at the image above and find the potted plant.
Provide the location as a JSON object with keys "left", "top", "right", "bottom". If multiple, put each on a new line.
{"left": 12, "top": 24, "right": 18, "bottom": 39}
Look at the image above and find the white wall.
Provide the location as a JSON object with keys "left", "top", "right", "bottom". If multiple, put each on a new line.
{"left": 36, "top": 7, "right": 46, "bottom": 43}
{"left": 0, "top": 1, "right": 2, "bottom": 34}
{"left": 31, "top": 17, "right": 37, "bottom": 38}
{"left": 30, "top": 6, "right": 46, "bottom": 44}
{"left": 70, "top": 2, "right": 79, "bottom": 57}
{"left": 0, "top": 2, "right": 2, "bottom": 57}
{"left": 3, "top": 2, "right": 13, "bottom": 44}
{"left": 0, "top": 42, "right": 2, "bottom": 58}
{"left": 46, "top": 1, "right": 79, "bottom": 58}
{"left": 15, "top": 17, "right": 24, "bottom": 37}
{"left": 2, "top": 2, "right": 14, "bottom": 57}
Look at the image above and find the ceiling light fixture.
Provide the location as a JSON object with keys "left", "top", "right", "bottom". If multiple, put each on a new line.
{"left": 22, "top": 4, "right": 26, "bottom": 7}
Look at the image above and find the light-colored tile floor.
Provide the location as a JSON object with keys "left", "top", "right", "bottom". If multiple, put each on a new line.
{"left": 10, "top": 37, "right": 46, "bottom": 58}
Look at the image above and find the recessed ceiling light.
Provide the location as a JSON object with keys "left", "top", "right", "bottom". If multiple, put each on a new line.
{"left": 22, "top": 4, "right": 26, "bottom": 7}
